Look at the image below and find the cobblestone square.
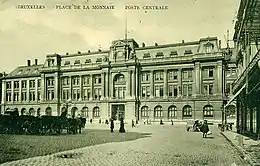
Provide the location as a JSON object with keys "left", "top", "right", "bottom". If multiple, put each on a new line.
{"left": 0, "top": 123, "right": 249, "bottom": 166}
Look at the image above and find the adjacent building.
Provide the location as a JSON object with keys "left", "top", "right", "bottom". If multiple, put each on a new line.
{"left": 1, "top": 37, "right": 232, "bottom": 124}
{"left": 231, "top": 0, "right": 260, "bottom": 139}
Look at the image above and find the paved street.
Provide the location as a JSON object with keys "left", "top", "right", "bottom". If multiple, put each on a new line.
{"left": 1, "top": 123, "right": 248, "bottom": 166}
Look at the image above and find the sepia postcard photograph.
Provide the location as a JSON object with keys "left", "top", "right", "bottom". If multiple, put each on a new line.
{"left": 0, "top": 0, "right": 260, "bottom": 165}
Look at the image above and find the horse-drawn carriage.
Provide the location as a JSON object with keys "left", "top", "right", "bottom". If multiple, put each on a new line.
{"left": 186, "top": 120, "right": 203, "bottom": 132}
{"left": 0, "top": 110, "right": 86, "bottom": 135}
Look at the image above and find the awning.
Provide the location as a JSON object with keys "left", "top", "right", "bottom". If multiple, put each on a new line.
{"left": 224, "top": 84, "right": 246, "bottom": 108}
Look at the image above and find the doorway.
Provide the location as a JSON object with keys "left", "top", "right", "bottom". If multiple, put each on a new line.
{"left": 111, "top": 104, "right": 125, "bottom": 120}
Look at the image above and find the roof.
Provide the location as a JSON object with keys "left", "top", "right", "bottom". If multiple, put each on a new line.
{"left": 5, "top": 65, "right": 43, "bottom": 79}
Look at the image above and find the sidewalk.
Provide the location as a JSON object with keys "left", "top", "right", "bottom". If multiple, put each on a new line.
{"left": 221, "top": 131, "right": 260, "bottom": 166}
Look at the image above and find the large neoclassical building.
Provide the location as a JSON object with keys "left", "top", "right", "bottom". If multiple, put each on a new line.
{"left": 1, "top": 37, "right": 235, "bottom": 123}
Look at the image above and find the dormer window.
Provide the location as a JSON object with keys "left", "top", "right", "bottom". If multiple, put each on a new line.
{"left": 156, "top": 52, "right": 164, "bottom": 58}
{"left": 205, "top": 42, "right": 214, "bottom": 53}
{"left": 143, "top": 53, "right": 151, "bottom": 59}
{"left": 74, "top": 60, "right": 80, "bottom": 65}
{"left": 184, "top": 50, "right": 193, "bottom": 55}
{"left": 170, "top": 51, "right": 178, "bottom": 56}
{"left": 64, "top": 61, "right": 70, "bottom": 65}
{"left": 96, "top": 58, "right": 102, "bottom": 63}
{"left": 85, "top": 59, "right": 91, "bottom": 64}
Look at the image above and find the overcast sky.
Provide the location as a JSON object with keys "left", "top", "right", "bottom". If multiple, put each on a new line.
{"left": 0, "top": 0, "right": 240, "bottom": 73}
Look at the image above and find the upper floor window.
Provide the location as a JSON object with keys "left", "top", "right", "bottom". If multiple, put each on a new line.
{"left": 94, "top": 75, "right": 101, "bottom": 84}
{"left": 14, "top": 81, "right": 19, "bottom": 89}
{"left": 62, "top": 77, "right": 70, "bottom": 86}
{"left": 168, "top": 70, "right": 178, "bottom": 80}
{"left": 83, "top": 76, "right": 90, "bottom": 85}
{"left": 154, "top": 71, "right": 164, "bottom": 81}
{"left": 141, "top": 72, "right": 150, "bottom": 82}
{"left": 22, "top": 80, "right": 27, "bottom": 88}
{"left": 37, "top": 80, "right": 41, "bottom": 87}
{"left": 64, "top": 61, "right": 70, "bottom": 65}
{"left": 203, "top": 67, "right": 214, "bottom": 78}
{"left": 72, "top": 76, "right": 80, "bottom": 85}
{"left": 46, "top": 78, "right": 54, "bottom": 86}
{"left": 85, "top": 59, "right": 91, "bottom": 64}
{"left": 96, "top": 58, "right": 102, "bottom": 63}
{"left": 156, "top": 52, "right": 164, "bottom": 58}
{"left": 155, "top": 85, "right": 163, "bottom": 97}
{"left": 170, "top": 51, "right": 178, "bottom": 56}
{"left": 143, "top": 53, "right": 151, "bottom": 59}
{"left": 6, "top": 82, "right": 11, "bottom": 89}
{"left": 184, "top": 50, "right": 193, "bottom": 55}
{"left": 141, "top": 86, "right": 150, "bottom": 98}
{"left": 203, "top": 83, "right": 214, "bottom": 95}
{"left": 205, "top": 45, "right": 213, "bottom": 53}
{"left": 47, "top": 59, "right": 55, "bottom": 67}
{"left": 168, "top": 85, "right": 178, "bottom": 97}
{"left": 29, "top": 80, "right": 35, "bottom": 88}
{"left": 182, "top": 69, "right": 193, "bottom": 80}
{"left": 74, "top": 60, "right": 81, "bottom": 65}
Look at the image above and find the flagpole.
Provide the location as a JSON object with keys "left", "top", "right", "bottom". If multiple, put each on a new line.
{"left": 125, "top": 10, "right": 128, "bottom": 59}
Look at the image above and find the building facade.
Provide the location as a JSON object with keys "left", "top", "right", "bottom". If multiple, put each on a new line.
{"left": 232, "top": 0, "right": 260, "bottom": 139}
{"left": 1, "top": 37, "right": 231, "bottom": 123}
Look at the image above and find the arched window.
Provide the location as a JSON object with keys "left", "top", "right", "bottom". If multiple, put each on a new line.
{"left": 81, "top": 107, "right": 88, "bottom": 117}
{"left": 154, "top": 106, "right": 163, "bottom": 118}
{"left": 203, "top": 105, "right": 213, "bottom": 117}
{"left": 29, "top": 108, "right": 35, "bottom": 116}
{"left": 141, "top": 106, "right": 149, "bottom": 118}
{"left": 21, "top": 108, "right": 26, "bottom": 115}
{"left": 168, "top": 106, "right": 177, "bottom": 118}
{"left": 93, "top": 107, "right": 100, "bottom": 118}
{"left": 71, "top": 107, "right": 78, "bottom": 118}
{"left": 113, "top": 74, "right": 126, "bottom": 99}
{"left": 45, "top": 107, "right": 52, "bottom": 116}
{"left": 183, "top": 105, "right": 192, "bottom": 117}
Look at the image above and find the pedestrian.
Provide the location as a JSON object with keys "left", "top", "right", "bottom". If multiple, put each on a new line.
{"left": 90, "top": 119, "right": 92, "bottom": 124}
{"left": 132, "top": 120, "right": 135, "bottom": 128}
{"left": 110, "top": 119, "right": 114, "bottom": 133}
{"left": 200, "top": 120, "right": 209, "bottom": 138}
{"left": 171, "top": 120, "right": 174, "bottom": 125}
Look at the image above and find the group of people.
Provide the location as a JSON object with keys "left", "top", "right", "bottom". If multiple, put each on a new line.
{"left": 193, "top": 120, "right": 210, "bottom": 138}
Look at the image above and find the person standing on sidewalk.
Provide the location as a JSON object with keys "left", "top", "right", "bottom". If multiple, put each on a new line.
{"left": 110, "top": 119, "right": 114, "bottom": 133}
{"left": 132, "top": 120, "right": 135, "bottom": 128}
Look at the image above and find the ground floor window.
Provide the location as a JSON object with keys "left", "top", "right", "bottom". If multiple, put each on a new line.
{"left": 183, "top": 105, "right": 192, "bottom": 117}
{"left": 93, "top": 107, "right": 100, "bottom": 118}
{"left": 168, "top": 106, "right": 177, "bottom": 118}
{"left": 252, "top": 107, "right": 257, "bottom": 133}
{"left": 154, "top": 106, "right": 163, "bottom": 118}
{"left": 203, "top": 105, "right": 213, "bottom": 117}
{"left": 141, "top": 106, "right": 149, "bottom": 118}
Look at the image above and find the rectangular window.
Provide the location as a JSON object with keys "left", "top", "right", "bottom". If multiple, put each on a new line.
{"left": 183, "top": 84, "right": 187, "bottom": 96}
{"left": 6, "top": 82, "right": 11, "bottom": 89}
{"left": 37, "top": 80, "right": 41, "bottom": 87}
{"left": 209, "top": 68, "right": 214, "bottom": 77}
{"left": 141, "top": 72, "right": 150, "bottom": 82}
{"left": 72, "top": 77, "right": 80, "bottom": 85}
{"left": 14, "top": 81, "right": 19, "bottom": 89}
{"left": 29, "top": 80, "right": 35, "bottom": 88}
{"left": 154, "top": 71, "right": 163, "bottom": 81}
{"left": 203, "top": 83, "right": 214, "bottom": 95}
{"left": 83, "top": 76, "right": 90, "bottom": 85}
{"left": 22, "top": 81, "right": 27, "bottom": 88}
{"left": 155, "top": 86, "right": 160, "bottom": 97}
{"left": 159, "top": 86, "right": 163, "bottom": 97}
{"left": 168, "top": 85, "right": 173, "bottom": 97}
{"left": 188, "top": 84, "right": 192, "bottom": 96}
{"left": 174, "top": 85, "right": 178, "bottom": 97}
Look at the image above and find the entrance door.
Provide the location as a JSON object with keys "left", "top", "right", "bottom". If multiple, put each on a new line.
{"left": 111, "top": 105, "right": 125, "bottom": 120}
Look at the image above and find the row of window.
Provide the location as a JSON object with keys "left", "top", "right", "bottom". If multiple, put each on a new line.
{"left": 143, "top": 50, "right": 194, "bottom": 59}
{"left": 64, "top": 58, "right": 103, "bottom": 66}
{"left": 6, "top": 80, "right": 41, "bottom": 89}
{"left": 141, "top": 68, "right": 214, "bottom": 82}
{"left": 140, "top": 105, "right": 214, "bottom": 118}
{"left": 62, "top": 75, "right": 101, "bottom": 86}
{"left": 6, "top": 91, "right": 41, "bottom": 102}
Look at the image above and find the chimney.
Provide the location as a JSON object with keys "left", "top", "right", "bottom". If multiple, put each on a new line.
{"left": 219, "top": 40, "right": 222, "bottom": 49}
{"left": 182, "top": 40, "right": 185, "bottom": 43}
{"left": 66, "top": 52, "right": 69, "bottom": 55}
{"left": 155, "top": 43, "right": 158, "bottom": 46}
{"left": 27, "top": 60, "right": 31, "bottom": 66}
{"left": 98, "top": 49, "right": 101, "bottom": 52}
{"left": 35, "top": 59, "right": 38, "bottom": 65}
{"left": 88, "top": 50, "right": 91, "bottom": 53}
{"left": 142, "top": 42, "right": 145, "bottom": 47}
{"left": 78, "top": 51, "right": 81, "bottom": 54}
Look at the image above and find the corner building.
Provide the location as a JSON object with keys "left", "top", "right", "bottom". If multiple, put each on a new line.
{"left": 1, "top": 37, "right": 227, "bottom": 124}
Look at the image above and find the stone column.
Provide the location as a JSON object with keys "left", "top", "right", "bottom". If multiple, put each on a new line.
{"left": 69, "top": 76, "right": 72, "bottom": 100}
{"left": 109, "top": 72, "right": 113, "bottom": 98}
{"left": 178, "top": 69, "right": 182, "bottom": 97}
{"left": 132, "top": 70, "right": 136, "bottom": 98}
{"left": 10, "top": 81, "right": 14, "bottom": 102}
{"left": 35, "top": 79, "right": 38, "bottom": 102}
{"left": 79, "top": 75, "right": 82, "bottom": 101}
{"left": 217, "top": 61, "right": 223, "bottom": 94}
{"left": 195, "top": 62, "right": 200, "bottom": 95}
{"left": 1, "top": 80, "right": 6, "bottom": 104}
{"left": 41, "top": 74, "right": 45, "bottom": 101}
{"left": 135, "top": 69, "right": 138, "bottom": 99}
{"left": 163, "top": 69, "right": 168, "bottom": 99}
{"left": 127, "top": 70, "right": 131, "bottom": 98}
{"left": 26, "top": 80, "right": 30, "bottom": 102}
{"left": 101, "top": 72, "right": 105, "bottom": 100}
{"left": 89, "top": 74, "right": 93, "bottom": 100}
{"left": 54, "top": 74, "right": 59, "bottom": 101}
{"left": 105, "top": 71, "right": 109, "bottom": 98}
{"left": 19, "top": 80, "right": 22, "bottom": 102}
{"left": 192, "top": 68, "right": 196, "bottom": 97}
{"left": 150, "top": 70, "right": 154, "bottom": 98}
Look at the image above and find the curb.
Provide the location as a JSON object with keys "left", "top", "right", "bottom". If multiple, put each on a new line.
{"left": 220, "top": 132, "right": 259, "bottom": 166}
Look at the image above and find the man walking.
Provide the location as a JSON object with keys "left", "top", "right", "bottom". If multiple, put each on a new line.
{"left": 200, "top": 120, "right": 209, "bottom": 138}
{"left": 132, "top": 120, "right": 135, "bottom": 128}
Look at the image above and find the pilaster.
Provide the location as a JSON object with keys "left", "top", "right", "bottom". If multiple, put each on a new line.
{"left": 19, "top": 80, "right": 22, "bottom": 102}
{"left": 163, "top": 69, "right": 168, "bottom": 99}
{"left": 177, "top": 69, "right": 182, "bottom": 97}
{"left": 101, "top": 72, "right": 105, "bottom": 100}
{"left": 132, "top": 70, "right": 136, "bottom": 98}
{"left": 41, "top": 74, "right": 45, "bottom": 101}
{"left": 26, "top": 79, "right": 29, "bottom": 102}
{"left": 79, "top": 75, "right": 82, "bottom": 101}
{"left": 126, "top": 70, "right": 131, "bottom": 98}
{"left": 54, "top": 73, "right": 59, "bottom": 101}
{"left": 1, "top": 80, "right": 6, "bottom": 104}
{"left": 35, "top": 79, "right": 38, "bottom": 102}
{"left": 89, "top": 74, "right": 93, "bottom": 100}
{"left": 217, "top": 61, "right": 223, "bottom": 95}
{"left": 150, "top": 70, "right": 154, "bottom": 98}
{"left": 105, "top": 71, "right": 109, "bottom": 98}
